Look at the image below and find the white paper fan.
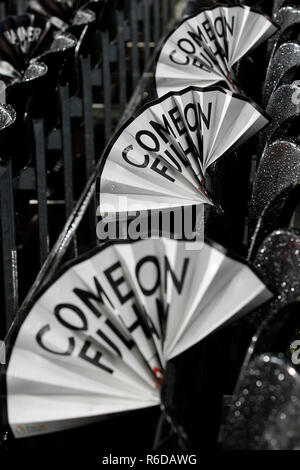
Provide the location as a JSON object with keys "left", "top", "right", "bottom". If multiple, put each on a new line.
{"left": 5, "top": 238, "right": 272, "bottom": 438}
{"left": 99, "top": 86, "right": 269, "bottom": 218}
{"left": 155, "top": 5, "right": 278, "bottom": 97}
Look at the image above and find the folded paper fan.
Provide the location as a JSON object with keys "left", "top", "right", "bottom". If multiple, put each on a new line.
{"left": 5, "top": 238, "right": 272, "bottom": 437}
{"left": 155, "top": 5, "right": 278, "bottom": 97}
{"left": 0, "top": 14, "right": 54, "bottom": 80}
{"left": 99, "top": 86, "right": 269, "bottom": 218}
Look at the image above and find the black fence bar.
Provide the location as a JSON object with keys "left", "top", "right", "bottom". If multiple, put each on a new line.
{"left": 169, "top": 0, "right": 175, "bottom": 19}
{"left": 143, "top": 0, "right": 151, "bottom": 65}
{"left": 0, "top": 161, "right": 18, "bottom": 330}
{"left": 81, "top": 54, "right": 98, "bottom": 247}
{"left": 101, "top": 30, "right": 112, "bottom": 142}
{"left": 117, "top": 6, "right": 127, "bottom": 113}
{"left": 162, "top": 0, "right": 169, "bottom": 32}
{"left": 60, "top": 85, "right": 74, "bottom": 219}
{"left": 153, "top": 0, "right": 160, "bottom": 44}
{"left": 130, "top": 0, "right": 140, "bottom": 90}
{"left": 81, "top": 55, "right": 95, "bottom": 180}
{"left": 16, "top": 0, "right": 26, "bottom": 15}
{"left": 33, "top": 119, "right": 49, "bottom": 266}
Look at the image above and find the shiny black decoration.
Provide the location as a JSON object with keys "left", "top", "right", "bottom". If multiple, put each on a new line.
{"left": 254, "top": 229, "right": 300, "bottom": 303}
{"left": 223, "top": 353, "right": 300, "bottom": 450}
{"left": 0, "top": 103, "right": 15, "bottom": 130}
{"left": 0, "top": 14, "right": 52, "bottom": 133}
{"left": 251, "top": 139, "right": 300, "bottom": 225}
{"left": 258, "top": 84, "right": 300, "bottom": 157}
{"left": 27, "top": 0, "right": 97, "bottom": 91}
{"left": 267, "top": 7, "right": 300, "bottom": 59}
{"left": 273, "top": 0, "right": 296, "bottom": 19}
{"left": 249, "top": 184, "right": 300, "bottom": 259}
{"left": 223, "top": 237, "right": 300, "bottom": 448}
{"left": 225, "top": 230, "right": 300, "bottom": 449}
{"left": 247, "top": 229, "right": 300, "bottom": 345}
{"left": 0, "top": 13, "right": 76, "bottom": 87}
{"left": 0, "top": 14, "right": 54, "bottom": 81}
{"left": 263, "top": 41, "right": 300, "bottom": 107}
{"left": 243, "top": 300, "right": 300, "bottom": 376}
{"left": 0, "top": 14, "right": 78, "bottom": 173}
{"left": 249, "top": 137, "right": 300, "bottom": 256}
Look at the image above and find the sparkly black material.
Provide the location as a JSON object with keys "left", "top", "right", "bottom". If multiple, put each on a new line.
{"left": 273, "top": 1, "right": 290, "bottom": 19}
{"left": 239, "top": 300, "right": 300, "bottom": 373}
{"left": 40, "top": 33, "right": 77, "bottom": 56}
{"left": 263, "top": 41, "right": 300, "bottom": 107}
{"left": 227, "top": 229, "right": 300, "bottom": 449}
{"left": 223, "top": 228, "right": 300, "bottom": 449}
{"left": 219, "top": 228, "right": 300, "bottom": 450}
{"left": 254, "top": 229, "right": 300, "bottom": 303}
{"left": 72, "top": 8, "right": 95, "bottom": 26}
{"left": 0, "top": 104, "right": 15, "bottom": 131}
{"left": 247, "top": 229, "right": 300, "bottom": 348}
{"left": 258, "top": 84, "right": 300, "bottom": 157}
{"left": 222, "top": 354, "right": 300, "bottom": 449}
{"left": 251, "top": 139, "right": 300, "bottom": 223}
{"left": 249, "top": 184, "right": 300, "bottom": 258}
{"left": 267, "top": 7, "right": 300, "bottom": 58}
{"left": 20, "top": 62, "right": 48, "bottom": 83}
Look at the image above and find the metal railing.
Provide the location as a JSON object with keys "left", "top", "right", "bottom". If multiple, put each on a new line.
{"left": 0, "top": 0, "right": 181, "bottom": 337}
